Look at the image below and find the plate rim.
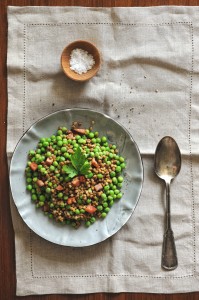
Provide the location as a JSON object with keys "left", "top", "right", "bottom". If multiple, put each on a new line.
{"left": 9, "top": 108, "right": 144, "bottom": 247}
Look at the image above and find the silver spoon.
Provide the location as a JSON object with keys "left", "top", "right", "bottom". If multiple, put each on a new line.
{"left": 154, "top": 136, "right": 181, "bottom": 270}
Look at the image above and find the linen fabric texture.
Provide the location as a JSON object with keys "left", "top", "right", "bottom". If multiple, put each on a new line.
{"left": 7, "top": 6, "right": 199, "bottom": 295}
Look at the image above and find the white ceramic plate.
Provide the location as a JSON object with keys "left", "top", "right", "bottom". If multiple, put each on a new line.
{"left": 10, "top": 108, "right": 143, "bottom": 247}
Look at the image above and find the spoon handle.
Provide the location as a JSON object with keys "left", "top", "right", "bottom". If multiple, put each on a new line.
{"left": 162, "top": 181, "right": 178, "bottom": 270}
{"left": 162, "top": 228, "right": 178, "bottom": 270}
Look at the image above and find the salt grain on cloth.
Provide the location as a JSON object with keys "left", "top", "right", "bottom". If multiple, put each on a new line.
{"left": 69, "top": 48, "right": 95, "bottom": 74}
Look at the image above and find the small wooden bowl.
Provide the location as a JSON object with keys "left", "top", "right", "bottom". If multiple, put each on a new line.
{"left": 61, "top": 40, "right": 101, "bottom": 82}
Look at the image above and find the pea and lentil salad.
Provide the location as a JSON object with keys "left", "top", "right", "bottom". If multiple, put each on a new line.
{"left": 25, "top": 122, "right": 126, "bottom": 228}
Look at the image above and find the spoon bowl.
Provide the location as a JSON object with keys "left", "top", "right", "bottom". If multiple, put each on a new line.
{"left": 155, "top": 136, "right": 181, "bottom": 182}
{"left": 154, "top": 136, "right": 181, "bottom": 271}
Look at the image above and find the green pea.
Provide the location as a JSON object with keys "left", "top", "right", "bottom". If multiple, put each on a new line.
{"left": 108, "top": 195, "right": 113, "bottom": 201}
{"left": 89, "top": 132, "right": 94, "bottom": 138}
{"left": 109, "top": 153, "right": 114, "bottom": 159}
{"left": 75, "top": 135, "right": 81, "bottom": 140}
{"left": 61, "top": 146, "right": 67, "bottom": 153}
{"left": 85, "top": 129, "right": 90, "bottom": 135}
{"left": 114, "top": 189, "right": 120, "bottom": 195}
{"left": 85, "top": 221, "right": 91, "bottom": 227}
{"left": 46, "top": 151, "right": 51, "bottom": 157}
{"left": 57, "top": 140, "right": 63, "bottom": 147}
{"left": 46, "top": 187, "right": 51, "bottom": 194}
{"left": 62, "top": 139, "right": 68, "bottom": 145}
{"left": 108, "top": 190, "right": 114, "bottom": 196}
{"left": 97, "top": 173, "right": 103, "bottom": 179}
{"left": 29, "top": 150, "right": 35, "bottom": 156}
{"left": 43, "top": 141, "right": 49, "bottom": 147}
{"left": 110, "top": 171, "right": 116, "bottom": 177}
{"left": 57, "top": 130, "right": 62, "bottom": 136}
{"left": 39, "top": 195, "right": 45, "bottom": 201}
{"left": 116, "top": 192, "right": 122, "bottom": 199}
{"left": 58, "top": 192, "right": 63, "bottom": 198}
{"left": 90, "top": 217, "right": 96, "bottom": 223}
{"left": 75, "top": 209, "right": 80, "bottom": 215}
{"left": 78, "top": 138, "right": 85, "bottom": 144}
{"left": 101, "top": 136, "right": 107, "bottom": 143}
{"left": 115, "top": 166, "right": 121, "bottom": 173}
{"left": 112, "top": 177, "right": 118, "bottom": 184}
{"left": 50, "top": 165, "right": 55, "bottom": 171}
{"left": 64, "top": 152, "right": 71, "bottom": 159}
{"left": 60, "top": 156, "right": 65, "bottom": 162}
{"left": 26, "top": 184, "right": 32, "bottom": 191}
{"left": 40, "top": 167, "right": 46, "bottom": 173}
{"left": 91, "top": 138, "right": 96, "bottom": 143}
{"left": 101, "top": 212, "right": 107, "bottom": 218}
{"left": 104, "top": 185, "right": 110, "bottom": 191}
{"left": 31, "top": 194, "right": 37, "bottom": 201}
{"left": 118, "top": 176, "right": 124, "bottom": 183}
{"left": 97, "top": 205, "right": 103, "bottom": 211}
{"left": 101, "top": 193, "right": 107, "bottom": 200}
{"left": 87, "top": 172, "right": 93, "bottom": 178}
{"left": 120, "top": 163, "right": 126, "bottom": 169}
{"left": 96, "top": 138, "right": 101, "bottom": 143}
{"left": 109, "top": 200, "right": 114, "bottom": 206}
{"left": 73, "top": 142, "right": 79, "bottom": 148}
{"left": 104, "top": 207, "right": 110, "bottom": 213}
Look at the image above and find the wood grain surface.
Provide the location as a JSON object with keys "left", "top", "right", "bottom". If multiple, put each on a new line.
{"left": 1, "top": 0, "right": 199, "bottom": 299}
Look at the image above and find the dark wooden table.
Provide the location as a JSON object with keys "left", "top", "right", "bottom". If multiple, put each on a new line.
{"left": 1, "top": 0, "right": 199, "bottom": 299}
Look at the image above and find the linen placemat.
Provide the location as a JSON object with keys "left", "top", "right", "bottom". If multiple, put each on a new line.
{"left": 7, "top": 6, "right": 199, "bottom": 295}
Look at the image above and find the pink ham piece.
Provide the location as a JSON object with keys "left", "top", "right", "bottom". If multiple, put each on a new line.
{"left": 94, "top": 183, "right": 103, "bottom": 192}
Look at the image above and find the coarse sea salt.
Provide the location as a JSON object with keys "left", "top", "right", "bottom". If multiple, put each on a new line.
{"left": 69, "top": 48, "right": 95, "bottom": 75}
